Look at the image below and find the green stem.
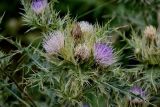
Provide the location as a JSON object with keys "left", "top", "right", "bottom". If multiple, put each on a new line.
{"left": 5, "top": 87, "right": 30, "bottom": 107}
{"left": 3, "top": 71, "right": 37, "bottom": 107}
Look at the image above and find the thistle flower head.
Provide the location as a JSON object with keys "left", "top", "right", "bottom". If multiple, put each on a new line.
{"left": 130, "top": 86, "right": 145, "bottom": 97}
{"left": 75, "top": 44, "right": 90, "bottom": 60}
{"left": 129, "top": 86, "right": 146, "bottom": 103}
{"left": 31, "top": 0, "right": 47, "bottom": 14}
{"left": 144, "top": 25, "right": 157, "bottom": 41}
{"left": 43, "top": 31, "right": 64, "bottom": 55}
{"left": 78, "top": 21, "right": 93, "bottom": 33}
{"left": 94, "top": 43, "right": 114, "bottom": 66}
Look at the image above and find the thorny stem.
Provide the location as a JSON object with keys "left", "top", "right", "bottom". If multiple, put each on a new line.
{"left": 3, "top": 71, "right": 37, "bottom": 107}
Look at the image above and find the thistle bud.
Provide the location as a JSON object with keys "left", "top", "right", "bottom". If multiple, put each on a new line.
{"left": 75, "top": 44, "right": 90, "bottom": 60}
{"left": 31, "top": 0, "right": 47, "bottom": 14}
{"left": 129, "top": 86, "right": 146, "bottom": 104}
{"left": 144, "top": 26, "right": 156, "bottom": 38}
{"left": 144, "top": 25, "right": 157, "bottom": 46}
{"left": 71, "top": 23, "right": 82, "bottom": 39}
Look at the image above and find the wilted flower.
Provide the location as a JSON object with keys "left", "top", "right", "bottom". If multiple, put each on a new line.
{"left": 129, "top": 86, "right": 146, "bottom": 103}
{"left": 94, "top": 43, "right": 114, "bottom": 66}
{"left": 31, "top": 0, "right": 48, "bottom": 14}
{"left": 144, "top": 25, "right": 156, "bottom": 39}
{"left": 144, "top": 25, "right": 157, "bottom": 46}
{"left": 78, "top": 21, "right": 93, "bottom": 33}
{"left": 43, "top": 31, "right": 64, "bottom": 55}
{"left": 75, "top": 44, "right": 90, "bottom": 60}
{"left": 71, "top": 23, "right": 82, "bottom": 39}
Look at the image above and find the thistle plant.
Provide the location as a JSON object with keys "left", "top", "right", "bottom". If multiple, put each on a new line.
{"left": 1, "top": 0, "right": 159, "bottom": 107}
{"left": 21, "top": 0, "right": 67, "bottom": 31}
{"left": 121, "top": 25, "right": 160, "bottom": 106}
{"left": 126, "top": 25, "right": 160, "bottom": 65}
{"left": 15, "top": 0, "right": 131, "bottom": 107}
{"left": 36, "top": 19, "right": 120, "bottom": 106}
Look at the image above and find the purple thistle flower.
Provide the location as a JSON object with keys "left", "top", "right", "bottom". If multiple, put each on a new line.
{"left": 94, "top": 43, "right": 114, "bottom": 66}
{"left": 129, "top": 86, "right": 146, "bottom": 103}
{"left": 31, "top": 0, "right": 47, "bottom": 14}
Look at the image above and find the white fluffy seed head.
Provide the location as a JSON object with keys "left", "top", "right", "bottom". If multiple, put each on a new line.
{"left": 43, "top": 31, "right": 64, "bottom": 55}
{"left": 78, "top": 21, "right": 93, "bottom": 33}
{"left": 75, "top": 44, "right": 90, "bottom": 60}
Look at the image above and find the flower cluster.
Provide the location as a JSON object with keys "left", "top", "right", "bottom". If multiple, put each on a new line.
{"left": 42, "top": 21, "right": 115, "bottom": 67}
{"left": 40, "top": 20, "right": 117, "bottom": 107}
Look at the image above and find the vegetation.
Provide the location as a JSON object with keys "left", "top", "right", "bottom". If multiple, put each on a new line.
{"left": 0, "top": 0, "right": 160, "bottom": 107}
